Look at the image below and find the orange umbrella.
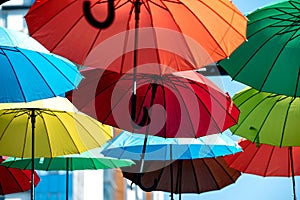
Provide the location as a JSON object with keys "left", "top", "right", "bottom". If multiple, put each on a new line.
{"left": 25, "top": 0, "right": 247, "bottom": 73}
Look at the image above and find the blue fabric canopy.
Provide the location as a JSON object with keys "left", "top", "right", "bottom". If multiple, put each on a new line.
{"left": 0, "top": 46, "right": 82, "bottom": 102}
{"left": 101, "top": 131, "right": 242, "bottom": 160}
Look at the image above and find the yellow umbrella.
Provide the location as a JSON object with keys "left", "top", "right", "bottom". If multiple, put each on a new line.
{"left": 0, "top": 97, "right": 112, "bottom": 200}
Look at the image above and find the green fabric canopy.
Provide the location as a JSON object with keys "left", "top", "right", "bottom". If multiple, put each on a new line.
{"left": 2, "top": 149, "right": 135, "bottom": 170}
{"left": 230, "top": 87, "right": 300, "bottom": 146}
{"left": 219, "top": 0, "right": 300, "bottom": 97}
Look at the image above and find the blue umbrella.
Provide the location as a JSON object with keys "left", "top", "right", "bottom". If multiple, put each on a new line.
{"left": 0, "top": 26, "right": 48, "bottom": 52}
{"left": 101, "top": 131, "right": 242, "bottom": 161}
{"left": 0, "top": 46, "right": 82, "bottom": 103}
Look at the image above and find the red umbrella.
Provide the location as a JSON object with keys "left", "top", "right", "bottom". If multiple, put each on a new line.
{"left": 122, "top": 157, "right": 240, "bottom": 199}
{"left": 224, "top": 140, "right": 300, "bottom": 200}
{"left": 67, "top": 68, "right": 239, "bottom": 138}
{"left": 0, "top": 158, "right": 40, "bottom": 195}
{"left": 25, "top": 0, "right": 247, "bottom": 72}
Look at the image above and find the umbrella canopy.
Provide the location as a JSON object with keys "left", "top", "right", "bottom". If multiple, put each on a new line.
{"left": 219, "top": 0, "right": 300, "bottom": 97}
{"left": 0, "top": 46, "right": 82, "bottom": 103}
{"left": 25, "top": 0, "right": 247, "bottom": 72}
{"left": 101, "top": 131, "right": 242, "bottom": 160}
{"left": 224, "top": 140, "right": 300, "bottom": 200}
{"left": 0, "top": 26, "right": 48, "bottom": 52}
{"left": 1, "top": 149, "right": 134, "bottom": 200}
{"left": 122, "top": 157, "right": 241, "bottom": 194}
{"left": 229, "top": 87, "right": 300, "bottom": 146}
{"left": 0, "top": 157, "right": 40, "bottom": 195}
{"left": 224, "top": 140, "right": 300, "bottom": 177}
{"left": 67, "top": 68, "right": 240, "bottom": 138}
{"left": 0, "top": 97, "right": 112, "bottom": 158}
{"left": 2, "top": 151, "right": 135, "bottom": 171}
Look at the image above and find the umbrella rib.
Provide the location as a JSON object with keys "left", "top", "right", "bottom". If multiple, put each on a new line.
{"left": 119, "top": 10, "right": 132, "bottom": 74}
{"left": 233, "top": 93, "right": 279, "bottom": 140}
{"left": 49, "top": 111, "right": 82, "bottom": 154}
{"left": 187, "top": 0, "right": 246, "bottom": 57}
{"left": 0, "top": 110, "right": 19, "bottom": 142}
{"left": 100, "top": 85, "right": 132, "bottom": 123}
{"left": 262, "top": 146, "right": 275, "bottom": 177}
{"left": 225, "top": 140, "right": 251, "bottom": 166}
{"left": 160, "top": 1, "right": 203, "bottom": 66}
{"left": 39, "top": 110, "right": 53, "bottom": 158}
{"left": 293, "top": 68, "right": 300, "bottom": 97}
{"left": 240, "top": 142, "right": 262, "bottom": 173}
{"left": 6, "top": 167, "right": 24, "bottom": 192}
{"left": 21, "top": 112, "right": 31, "bottom": 158}
{"left": 192, "top": 83, "right": 226, "bottom": 133}
{"left": 161, "top": 80, "right": 168, "bottom": 137}
{"left": 247, "top": 10, "right": 296, "bottom": 38}
{"left": 2, "top": 47, "right": 27, "bottom": 101}
{"left": 27, "top": 0, "right": 78, "bottom": 36}
{"left": 17, "top": 49, "right": 57, "bottom": 96}
{"left": 68, "top": 112, "right": 112, "bottom": 147}
{"left": 259, "top": 28, "right": 299, "bottom": 91}
{"left": 169, "top": 79, "right": 197, "bottom": 137}
{"left": 135, "top": 81, "right": 153, "bottom": 128}
{"left": 279, "top": 98, "right": 294, "bottom": 147}
{"left": 46, "top": 2, "right": 92, "bottom": 53}
{"left": 37, "top": 52, "right": 80, "bottom": 88}
{"left": 201, "top": 158, "right": 220, "bottom": 190}
{"left": 190, "top": 159, "right": 200, "bottom": 193}
{"left": 146, "top": 6, "right": 163, "bottom": 75}
{"left": 228, "top": 19, "right": 295, "bottom": 80}
{"left": 214, "top": 157, "right": 236, "bottom": 183}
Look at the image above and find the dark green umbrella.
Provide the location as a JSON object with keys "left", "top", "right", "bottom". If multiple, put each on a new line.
{"left": 2, "top": 149, "right": 135, "bottom": 200}
{"left": 219, "top": 0, "right": 300, "bottom": 97}
{"left": 229, "top": 87, "right": 300, "bottom": 146}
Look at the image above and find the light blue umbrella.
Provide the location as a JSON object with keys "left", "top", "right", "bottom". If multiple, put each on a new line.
{"left": 0, "top": 46, "right": 82, "bottom": 103}
{"left": 0, "top": 26, "right": 48, "bottom": 52}
{"left": 101, "top": 131, "right": 242, "bottom": 161}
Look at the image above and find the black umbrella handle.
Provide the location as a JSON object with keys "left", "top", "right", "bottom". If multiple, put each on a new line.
{"left": 136, "top": 173, "right": 158, "bottom": 192}
{"left": 83, "top": 0, "right": 115, "bottom": 29}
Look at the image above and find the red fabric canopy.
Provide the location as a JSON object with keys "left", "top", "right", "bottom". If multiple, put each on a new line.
{"left": 0, "top": 158, "right": 40, "bottom": 195}
{"left": 67, "top": 68, "right": 239, "bottom": 138}
{"left": 224, "top": 140, "right": 300, "bottom": 177}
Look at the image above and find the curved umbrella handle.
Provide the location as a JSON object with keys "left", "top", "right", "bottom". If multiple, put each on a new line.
{"left": 136, "top": 173, "right": 158, "bottom": 192}
{"left": 0, "top": 0, "right": 9, "bottom": 5}
{"left": 83, "top": 0, "right": 115, "bottom": 29}
{"left": 131, "top": 107, "right": 151, "bottom": 129}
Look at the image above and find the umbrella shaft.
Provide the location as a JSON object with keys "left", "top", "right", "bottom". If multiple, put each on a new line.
{"left": 30, "top": 109, "right": 36, "bottom": 200}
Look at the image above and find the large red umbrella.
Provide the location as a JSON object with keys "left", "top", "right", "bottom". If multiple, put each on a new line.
{"left": 122, "top": 157, "right": 240, "bottom": 198}
{"left": 0, "top": 158, "right": 40, "bottom": 195}
{"left": 25, "top": 0, "right": 247, "bottom": 72}
{"left": 67, "top": 68, "right": 239, "bottom": 138}
{"left": 224, "top": 140, "right": 300, "bottom": 200}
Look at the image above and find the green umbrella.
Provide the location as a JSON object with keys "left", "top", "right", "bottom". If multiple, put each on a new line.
{"left": 219, "top": 0, "right": 300, "bottom": 97}
{"left": 230, "top": 87, "right": 300, "bottom": 146}
{"left": 2, "top": 149, "right": 135, "bottom": 200}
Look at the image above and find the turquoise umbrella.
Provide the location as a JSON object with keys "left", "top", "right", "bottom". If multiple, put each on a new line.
{"left": 2, "top": 149, "right": 135, "bottom": 200}
{"left": 101, "top": 131, "right": 242, "bottom": 160}
{"left": 0, "top": 46, "right": 82, "bottom": 103}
